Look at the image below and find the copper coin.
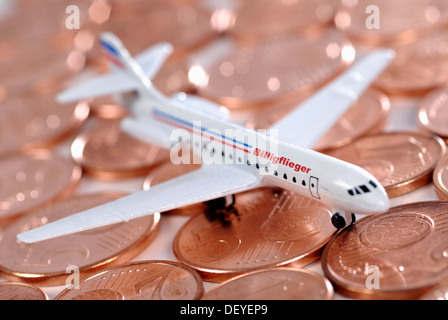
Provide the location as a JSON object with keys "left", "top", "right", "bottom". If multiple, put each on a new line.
{"left": 417, "top": 87, "right": 448, "bottom": 138}
{"left": 0, "top": 193, "right": 160, "bottom": 286}
{"left": 194, "top": 30, "right": 355, "bottom": 109}
{"left": 433, "top": 154, "right": 448, "bottom": 200}
{"left": 102, "top": 1, "right": 215, "bottom": 59}
{"left": 0, "top": 282, "right": 47, "bottom": 300}
{"left": 152, "top": 58, "right": 192, "bottom": 97}
{"left": 173, "top": 188, "right": 337, "bottom": 282}
{"left": 71, "top": 120, "right": 170, "bottom": 180}
{"left": 202, "top": 267, "right": 334, "bottom": 300}
{"left": 335, "top": 0, "right": 448, "bottom": 46}
{"left": 0, "top": 46, "right": 86, "bottom": 98}
{"left": 55, "top": 260, "right": 203, "bottom": 300}
{"left": 246, "top": 88, "right": 390, "bottom": 152}
{"left": 230, "top": 0, "right": 336, "bottom": 41}
{"left": 0, "top": 150, "right": 81, "bottom": 222}
{"left": 143, "top": 161, "right": 204, "bottom": 215}
{"left": 419, "top": 283, "right": 448, "bottom": 300}
{"left": 0, "top": 0, "right": 92, "bottom": 43}
{"left": 322, "top": 201, "right": 448, "bottom": 299}
{"left": 0, "top": 95, "right": 89, "bottom": 157}
{"left": 88, "top": 96, "right": 129, "bottom": 120}
{"left": 373, "top": 30, "right": 448, "bottom": 96}
{"left": 327, "top": 131, "right": 446, "bottom": 198}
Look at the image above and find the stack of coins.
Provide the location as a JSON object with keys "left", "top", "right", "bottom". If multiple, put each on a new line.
{"left": 2, "top": 0, "right": 448, "bottom": 302}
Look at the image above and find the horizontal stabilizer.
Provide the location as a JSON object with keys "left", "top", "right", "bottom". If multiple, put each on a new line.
{"left": 56, "top": 40, "right": 173, "bottom": 103}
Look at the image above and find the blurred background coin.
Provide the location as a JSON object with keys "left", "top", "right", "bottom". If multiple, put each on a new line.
{"left": 417, "top": 87, "right": 448, "bottom": 140}
{"left": 0, "top": 96, "right": 89, "bottom": 157}
{"left": 192, "top": 30, "right": 356, "bottom": 109}
{"left": 0, "top": 150, "right": 81, "bottom": 223}
{"left": 0, "top": 282, "right": 48, "bottom": 300}
{"left": 71, "top": 119, "right": 170, "bottom": 180}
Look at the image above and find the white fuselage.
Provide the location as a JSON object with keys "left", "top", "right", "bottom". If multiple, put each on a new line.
{"left": 135, "top": 92, "right": 389, "bottom": 216}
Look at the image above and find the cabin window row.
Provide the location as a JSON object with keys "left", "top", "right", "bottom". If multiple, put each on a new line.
{"left": 201, "top": 145, "right": 309, "bottom": 187}
{"left": 245, "top": 159, "right": 307, "bottom": 187}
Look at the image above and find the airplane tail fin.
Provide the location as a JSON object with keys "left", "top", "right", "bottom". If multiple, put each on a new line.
{"left": 56, "top": 32, "right": 172, "bottom": 104}
{"left": 99, "top": 32, "right": 131, "bottom": 71}
{"left": 99, "top": 32, "right": 145, "bottom": 79}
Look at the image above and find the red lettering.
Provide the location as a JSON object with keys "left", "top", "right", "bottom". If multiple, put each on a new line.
{"left": 252, "top": 148, "right": 312, "bottom": 174}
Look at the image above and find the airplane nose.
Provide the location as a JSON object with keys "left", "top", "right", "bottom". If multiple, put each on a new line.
{"left": 375, "top": 188, "right": 390, "bottom": 211}
{"left": 364, "top": 184, "right": 390, "bottom": 215}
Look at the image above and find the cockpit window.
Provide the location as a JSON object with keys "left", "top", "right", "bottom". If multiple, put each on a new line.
{"left": 348, "top": 181, "right": 377, "bottom": 196}
{"left": 359, "top": 185, "right": 370, "bottom": 193}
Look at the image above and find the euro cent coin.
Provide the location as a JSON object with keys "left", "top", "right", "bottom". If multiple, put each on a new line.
{"left": 0, "top": 282, "right": 48, "bottom": 300}
{"left": 202, "top": 267, "right": 334, "bottom": 300}
{"left": 433, "top": 153, "right": 448, "bottom": 200}
{"left": 322, "top": 201, "right": 448, "bottom": 299}
{"left": 0, "top": 150, "right": 81, "bottom": 223}
{"left": 327, "top": 131, "right": 446, "bottom": 198}
{"left": 417, "top": 87, "right": 448, "bottom": 139}
{"left": 0, "top": 193, "right": 160, "bottom": 286}
{"left": 194, "top": 30, "right": 355, "bottom": 109}
{"left": 71, "top": 119, "right": 170, "bottom": 180}
{"left": 55, "top": 260, "right": 204, "bottom": 300}
{"left": 0, "top": 96, "right": 89, "bottom": 157}
{"left": 173, "top": 188, "right": 336, "bottom": 282}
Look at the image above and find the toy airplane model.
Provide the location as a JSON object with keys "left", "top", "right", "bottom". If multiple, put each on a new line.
{"left": 17, "top": 33, "right": 394, "bottom": 243}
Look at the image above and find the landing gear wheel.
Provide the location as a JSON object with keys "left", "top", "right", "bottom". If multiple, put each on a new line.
{"left": 204, "top": 195, "right": 239, "bottom": 222}
{"left": 331, "top": 212, "right": 346, "bottom": 229}
{"left": 350, "top": 213, "right": 356, "bottom": 226}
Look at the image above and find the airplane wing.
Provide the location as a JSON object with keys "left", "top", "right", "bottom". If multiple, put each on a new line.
{"left": 56, "top": 42, "right": 173, "bottom": 103}
{"left": 269, "top": 49, "right": 395, "bottom": 149}
{"left": 17, "top": 165, "right": 260, "bottom": 243}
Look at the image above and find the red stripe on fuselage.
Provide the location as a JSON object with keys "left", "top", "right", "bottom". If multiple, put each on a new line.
{"left": 152, "top": 111, "right": 251, "bottom": 153}
{"left": 102, "top": 50, "right": 125, "bottom": 69}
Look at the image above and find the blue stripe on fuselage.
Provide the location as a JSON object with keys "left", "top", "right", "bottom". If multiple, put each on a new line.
{"left": 153, "top": 109, "right": 252, "bottom": 149}
{"left": 100, "top": 40, "right": 119, "bottom": 57}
